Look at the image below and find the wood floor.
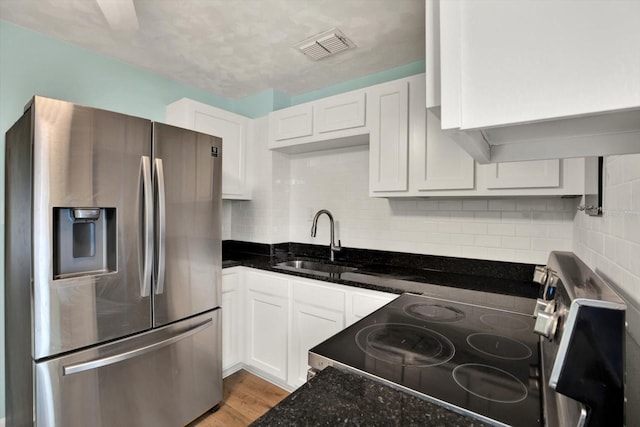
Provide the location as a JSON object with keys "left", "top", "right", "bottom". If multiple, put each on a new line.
{"left": 192, "top": 370, "right": 289, "bottom": 427}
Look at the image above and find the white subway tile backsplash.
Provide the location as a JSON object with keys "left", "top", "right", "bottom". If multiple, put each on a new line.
{"left": 626, "top": 214, "right": 640, "bottom": 244}
{"left": 462, "top": 222, "right": 488, "bottom": 235}
{"left": 629, "top": 243, "right": 640, "bottom": 277}
{"left": 461, "top": 246, "right": 489, "bottom": 259}
{"left": 501, "top": 236, "right": 531, "bottom": 250}
{"left": 462, "top": 199, "right": 488, "bottom": 211}
{"left": 475, "top": 235, "right": 502, "bottom": 248}
{"left": 417, "top": 200, "right": 439, "bottom": 210}
{"left": 502, "top": 212, "right": 532, "bottom": 223}
{"left": 514, "top": 250, "right": 548, "bottom": 264}
{"left": 515, "top": 224, "right": 546, "bottom": 237}
{"left": 516, "top": 199, "right": 548, "bottom": 212}
{"left": 484, "top": 248, "right": 516, "bottom": 262}
{"left": 450, "top": 211, "right": 475, "bottom": 221}
{"left": 532, "top": 238, "right": 572, "bottom": 252}
{"left": 438, "top": 200, "right": 463, "bottom": 211}
{"left": 474, "top": 211, "right": 502, "bottom": 222}
{"left": 438, "top": 222, "right": 463, "bottom": 234}
{"left": 574, "top": 154, "right": 640, "bottom": 308}
{"left": 488, "top": 199, "right": 517, "bottom": 211}
{"left": 632, "top": 181, "right": 640, "bottom": 211}
{"left": 531, "top": 212, "right": 565, "bottom": 223}
{"left": 546, "top": 198, "right": 567, "bottom": 211}
{"left": 623, "top": 154, "right": 640, "bottom": 182}
{"left": 487, "top": 223, "right": 516, "bottom": 236}
{"left": 231, "top": 143, "right": 578, "bottom": 266}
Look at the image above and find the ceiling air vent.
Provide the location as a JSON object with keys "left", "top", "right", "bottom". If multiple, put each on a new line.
{"left": 295, "top": 28, "right": 356, "bottom": 61}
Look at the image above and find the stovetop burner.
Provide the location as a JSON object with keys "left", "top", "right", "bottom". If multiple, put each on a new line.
{"left": 453, "top": 363, "right": 528, "bottom": 404}
{"left": 466, "top": 333, "right": 532, "bottom": 360}
{"left": 403, "top": 302, "right": 465, "bottom": 323}
{"left": 309, "top": 293, "right": 541, "bottom": 427}
{"left": 355, "top": 323, "right": 455, "bottom": 367}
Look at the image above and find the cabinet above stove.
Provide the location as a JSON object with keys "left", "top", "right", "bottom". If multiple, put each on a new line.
{"left": 426, "top": 0, "right": 640, "bottom": 164}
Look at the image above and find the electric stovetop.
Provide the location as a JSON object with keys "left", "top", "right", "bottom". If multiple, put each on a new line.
{"left": 309, "top": 293, "right": 541, "bottom": 427}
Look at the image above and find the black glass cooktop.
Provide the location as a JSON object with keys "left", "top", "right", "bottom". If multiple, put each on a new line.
{"left": 310, "top": 293, "right": 541, "bottom": 427}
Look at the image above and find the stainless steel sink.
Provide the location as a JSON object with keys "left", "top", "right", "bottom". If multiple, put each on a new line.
{"left": 273, "top": 260, "right": 357, "bottom": 277}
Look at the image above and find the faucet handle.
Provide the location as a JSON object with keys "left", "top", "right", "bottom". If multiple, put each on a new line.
{"left": 333, "top": 240, "right": 342, "bottom": 251}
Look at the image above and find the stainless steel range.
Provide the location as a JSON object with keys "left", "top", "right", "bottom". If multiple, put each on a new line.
{"left": 309, "top": 252, "right": 626, "bottom": 426}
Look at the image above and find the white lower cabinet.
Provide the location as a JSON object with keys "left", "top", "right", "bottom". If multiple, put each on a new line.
{"left": 289, "top": 280, "right": 346, "bottom": 388}
{"left": 228, "top": 267, "right": 397, "bottom": 389}
{"left": 222, "top": 268, "right": 243, "bottom": 373}
{"left": 244, "top": 270, "right": 290, "bottom": 382}
{"left": 347, "top": 289, "right": 398, "bottom": 326}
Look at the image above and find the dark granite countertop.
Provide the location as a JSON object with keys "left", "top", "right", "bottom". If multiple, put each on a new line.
{"left": 250, "top": 366, "right": 490, "bottom": 427}
{"left": 222, "top": 241, "right": 542, "bottom": 302}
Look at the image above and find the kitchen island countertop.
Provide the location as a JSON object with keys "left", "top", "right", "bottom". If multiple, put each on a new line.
{"left": 250, "top": 366, "right": 491, "bottom": 427}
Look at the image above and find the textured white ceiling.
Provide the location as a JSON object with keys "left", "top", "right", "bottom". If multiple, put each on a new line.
{"left": 0, "top": 0, "right": 425, "bottom": 98}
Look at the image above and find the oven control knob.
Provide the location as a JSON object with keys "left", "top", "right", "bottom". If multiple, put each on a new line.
{"left": 533, "top": 298, "right": 556, "bottom": 318}
{"left": 534, "top": 311, "right": 559, "bottom": 340}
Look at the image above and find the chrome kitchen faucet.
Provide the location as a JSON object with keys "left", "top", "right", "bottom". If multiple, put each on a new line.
{"left": 310, "top": 209, "right": 342, "bottom": 262}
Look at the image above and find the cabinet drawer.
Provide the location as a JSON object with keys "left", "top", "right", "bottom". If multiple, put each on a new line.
{"left": 245, "top": 270, "right": 289, "bottom": 298}
{"left": 292, "top": 280, "right": 345, "bottom": 312}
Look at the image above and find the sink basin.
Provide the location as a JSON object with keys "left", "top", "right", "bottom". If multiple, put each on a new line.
{"left": 273, "top": 260, "right": 357, "bottom": 277}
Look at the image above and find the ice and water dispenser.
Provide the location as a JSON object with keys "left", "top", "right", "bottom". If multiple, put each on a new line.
{"left": 53, "top": 207, "right": 117, "bottom": 279}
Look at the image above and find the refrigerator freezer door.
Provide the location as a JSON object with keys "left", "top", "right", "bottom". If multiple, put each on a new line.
{"left": 35, "top": 310, "right": 222, "bottom": 427}
{"left": 30, "top": 97, "right": 153, "bottom": 359}
{"left": 152, "top": 123, "right": 222, "bottom": 327}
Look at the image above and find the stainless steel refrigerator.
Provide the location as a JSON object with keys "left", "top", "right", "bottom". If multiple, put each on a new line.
{"left": 5, "top": 96, "right": 223, "bottom": 426}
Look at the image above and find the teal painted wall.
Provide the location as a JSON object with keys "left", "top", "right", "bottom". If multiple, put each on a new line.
{"left": 0, "top": 19, "right": 423, "bottom": 419}
{"left": 289, "top": 60, "right": 425, "bottom": 106}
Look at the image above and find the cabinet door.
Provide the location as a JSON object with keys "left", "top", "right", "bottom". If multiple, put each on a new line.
{"left": 439, "top": 0, "right": 640, "bottom": 129}
{"left": 290, "top": 302, "right": 344, "bottom": 388}
{"left": 484, "top": 159, "right": 560, "bottom": 189}
{"left": 347, "top": 290, "right": 396, "bottom": 326}
{"left": 193, "top": 110, "right": 248, "bottom": 199}
{"left": 315, "top": 92, "right": 366, "bottom": 133}
{"left": 166, "top": 99, "right": 250, "bottom": 200}
{"left": 415, "top": 102, "right": 474, "bottom": 191}
{"left": 269, "top": 103, "right": 313, "bottom": 141}
{"left": 369, "top": 80, "right": 410, "bottom": 192}
{"left": 245, "top": 271, "right": 289, "bottom": 381}
{"left": 289, "top": 280, "right": 345, "bottom": 388}
{"left": 222, "top": 270, "right": 242, "bottom": 372}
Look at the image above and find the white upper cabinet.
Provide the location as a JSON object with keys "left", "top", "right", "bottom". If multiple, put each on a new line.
{"left": 410, "top": 75, "right": 474, "bottom": 191}
{"left": 484, "top": 160, "right": 560, "bottom": 190}
{"left": 373, "top": 73, "right": 587, "bottom": 197}
{"left": 368, "top": 79, "right": 410, "bottom": 193}
{"left": 268, "top": 90, "right": 369, "bottom": 153}
{"left": 269, "top": 103, "right": 314, "bottom": 141}
{"left": 428, "top": 0, "right": 640, "bottom": 163}
{"left": 166, "top": 98, "right": 251, "bottom": 199}
{"left": 315, "top": 92, "right": 366, "bottom": 134}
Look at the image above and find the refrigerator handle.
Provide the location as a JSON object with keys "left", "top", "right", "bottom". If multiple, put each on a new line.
{"left": 140, "top": 156, "right": 153, "bottom": 297}
{"left": 62, "top": 318, "right": 213, "bottom": 375}
{"left": 154, "top": 158, "right": 166, "bottom": 295}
